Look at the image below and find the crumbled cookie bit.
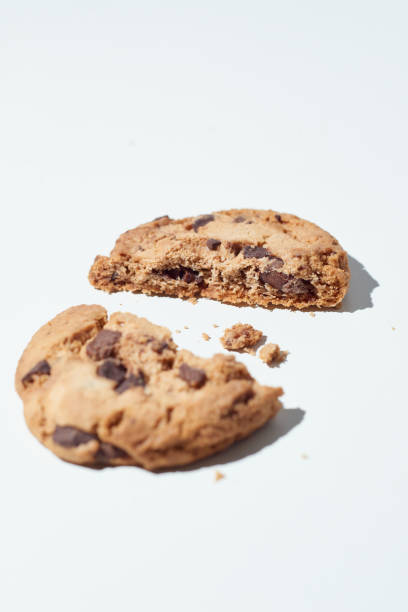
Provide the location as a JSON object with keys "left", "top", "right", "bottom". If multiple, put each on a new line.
{"left": 184, "top": 325, "right": 189, "bottom": 330}
{"left": 213, "top": 324, "right": 219, "bottom": 328}
{"left": 214, "top": 470, "right": 225, "bottom": 482}
{"left": 175, "top": 329, "right": 181, "bottom": 334}
{"left": 202, "top": 333, "right": 210, "bottom": 341}
{"left": 392, "top": 326, "right": 396, "bottom": 331}
{"left": 188, "top": 297, "right": 198, "bottom": 304}
{"left": 220, "top": 323, "right": 263, "bottom": 353}
{"left": 259, "top": 343, "right": 287, "bottom": 366}
{"left": 309, "top": 312, "right": 316, "bottom": 318}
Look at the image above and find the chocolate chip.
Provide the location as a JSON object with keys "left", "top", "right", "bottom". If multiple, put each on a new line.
{"left": 281, "top": 277, "right": 315, "bottom": 295}
{"left": 179, "top": 363, "right": 207, "bottom": 388}
{"left": 243, "top": 246, "right": 271, "bottom": 259}
{"left": 96, "top": 359, "right": 127, "bottom": 384}
{"left": 150, "top": 339, "right": 169, "bottom": 353}
{"left": 162, "top": 268, "right": 181, "bottom": 280}
{"left": 182, "top": 270, "right": 197, "bottom": 283}
{"left": 259, "top": 268, "right": 288, "bottom": 291}
{"left": 192, "top": 215, "right": 214, "bottom": 232}
{"left": 22, "top": 360, "right": 51, "bottom": 386}
{"left": 162, "top": 266, "right": 202, "bottom": 284}
{"left": 233, "top": 216, "right": 246, "bottom": 223}
{"left": 275, "top": 214, "right": 283, "bottom": 223}
{"left": 243, "top": 246, "right": 284, "bottom": 268}
{"left": 260, "top": 267, "right": 314, "bottom": 294}
{"left": 86, "top": 330, "right": 122, "bottom": 361}
{"left": 94, "top": 442, "right": 129, "bottom": 463}
{"left": 206, "top": 238, "right": 221, "bottom": 250}
{"left": 228, "top": 242, "right": 242, "bottom": 256}
{"left": 52, "top": 426, "right": 98, "bottom": 448}
{"left": 115, "top": 371, "right": 145, "bottom": 394}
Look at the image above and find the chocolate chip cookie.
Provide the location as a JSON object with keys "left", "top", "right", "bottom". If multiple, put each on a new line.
{"left": 89, "top": 209, "right": 350, "bottom": 309}
{"left": 15, "top": 305, "right": 283, "bottom": 470}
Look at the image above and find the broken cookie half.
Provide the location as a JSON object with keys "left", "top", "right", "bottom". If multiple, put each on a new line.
{"left": 15, "top": 305, "right": 282, "bottom": 470}
{"left": 89, "top": 209, "right": 350, "bottom": 309}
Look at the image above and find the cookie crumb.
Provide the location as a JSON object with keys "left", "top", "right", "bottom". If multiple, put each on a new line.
{"left": 309, "top": 312, "right": 316, "bottom": 318}
{"left": 301, "top": 453, "right": 309, "bottom": 460}
{"left": 220, "top": 323, "right": 263, "bottom": 353}
{"left": 202, "top": 333, "right": 210, "bottom": 341}
{"left": 213, "top": 324, "right": 219, "bottom": 328}
{"left": 188, "top": 297, "right": 198, "bottom": 304}
{"left": 392, "top": 326, "right": 396, "bottom": 331}
{"left": 184, "top": 325, "right": 189, "bottom": 330}
{"left": 259, "top": 343, "right": 287, "bottom": 366}
{"left": 214, "top": 470, "right": 225, "bottom": 482}
{"left": 175, "top": 329, "right": 181, "bottom": 334}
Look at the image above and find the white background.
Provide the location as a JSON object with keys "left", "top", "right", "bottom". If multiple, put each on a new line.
{"left": 1, "top": 2, "right": 407, "bottom": 611}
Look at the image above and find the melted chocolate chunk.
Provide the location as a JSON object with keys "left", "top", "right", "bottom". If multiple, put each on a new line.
{"left": 242, "top": 245, "right": 284, "bottom": 267}
{"left": 115, "top": 371, "right": 146, "bottom": 394}
{"left": 94, "top": 442, "right": 129, "bottom": 463}
{"left": 275, "top": 214, "right": 283, "bottom": 223}
{"left": 52, "top": 426, "right": 98, "bottom": 448}
{"left": 280, "top": 277, "right": 315, "bottom": 295}
{"left": 260, "top": 267, "right": 314, "bottom": 295}
{"left": 206, "top": 238, "right": 221, "bottom": 250}
{"left": 228, "top": 242, "right": 242, "bottom": 256}
{"left": 192, "top": 215, "right": 214, "bottom": 232}
{"left": 233, "top": 216, "right": 246, "bottom": 223}
{"left": 150, "top": 339, "right": 169, "bottom": 353}
{"left": 53, "top": 426, "right": 129, "bottom": 463}
{"left": 22, "top": 360, "right": 51, "bottom": 386}
{"left": 162, "top": 266, "right": 203, "bottom": 284}
{"left": 260, "top": 268, "right": 287, "bottom": 290}
{"left": 243, "top": 246, "right": 270, "bottom": 259}
{"left": 96, "top": 359, "right": 127, "bottom": 384}
{"left": 86, "top": 329, "right": 122, "bottom": 361}
{"left": 179, "top": 363, "right": 207, "bottom": 388}
{"left": 182, "top": 270, "right": 197, "bottom": 283}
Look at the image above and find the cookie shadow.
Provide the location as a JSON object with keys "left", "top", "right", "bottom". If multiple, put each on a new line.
{"left": 167, "top": 407, "right": 305, "bottom": 472}
{"left": 339, "top": 255, "right": 379, "bottom": 313}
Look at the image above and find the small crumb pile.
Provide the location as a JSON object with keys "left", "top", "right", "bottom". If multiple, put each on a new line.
{"left": 220, "top": 323, "right": 263, "bottom": 354}
{"left": 202, "top": 332, "right": 210, "bottom": 341}
{"left": 214, "top": 470, "right": 225, "bottom": 482}
{"left": 259, "top": 343, "right": 287, "bottom": 366}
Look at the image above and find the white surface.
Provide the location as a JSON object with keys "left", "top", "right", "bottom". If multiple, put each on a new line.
{"left": 1, "top": 2, "right": 407, "bottom": 611}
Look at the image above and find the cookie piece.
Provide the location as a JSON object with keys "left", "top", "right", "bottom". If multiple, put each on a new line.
{"left": 220, "top": 323, "right": 263, "bottom": 353}
{"left": 88, "top": 209, "right": 350, "bottom": 309}
{"left": 15, "top": 305, "right": 283, "bottom": 470}
{"left": 259, "top": 343, "right": 288, "bottom": 366}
